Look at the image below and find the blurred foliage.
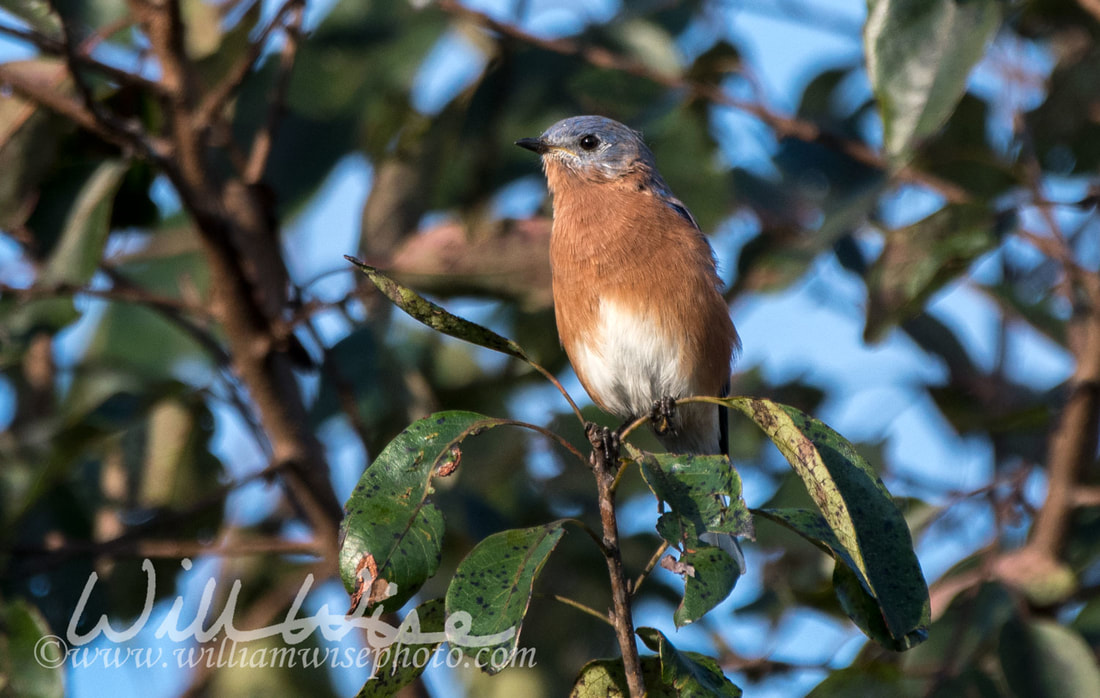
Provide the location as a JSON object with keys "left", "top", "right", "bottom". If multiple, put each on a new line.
{"left": 0, "top": 0, "right": 1099, "bottom": 696}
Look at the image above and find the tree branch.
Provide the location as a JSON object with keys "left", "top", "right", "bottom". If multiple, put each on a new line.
{"left": 587, "top": 427, "right": 645, "bottom": 697}
{"left": 436, "top": 0, "right": 972, "bottom": 204}
{"left": 117, "top": 0, "right": 344, "bottom": 547}
{"left": 0, "top": 17, "right": 166, "bottom": 95}
{"left": 0, "top": 61, "right": 169, "bottom": 160}
{"left": 1029, "top": 301, "right": 1100, "bottom": 557}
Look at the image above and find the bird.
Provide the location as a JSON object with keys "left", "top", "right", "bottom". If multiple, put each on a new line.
{"left": 516, "top": 115, "right": 743, "bottom": 568}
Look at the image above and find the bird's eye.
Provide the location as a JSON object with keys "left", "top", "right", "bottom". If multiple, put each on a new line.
{"left": 579, "top": 134, "right": 600, "bottom": 151}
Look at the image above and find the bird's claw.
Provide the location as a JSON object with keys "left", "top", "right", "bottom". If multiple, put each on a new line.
{"left": 650, "top": 396, "right": 677, "bottom": 436}
{"left": 585, "top": 422, "right": 621, "bottom": 470}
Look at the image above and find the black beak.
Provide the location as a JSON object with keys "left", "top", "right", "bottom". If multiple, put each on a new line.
{"left": 515, "top": 137, "right": 548, "bottom": 154}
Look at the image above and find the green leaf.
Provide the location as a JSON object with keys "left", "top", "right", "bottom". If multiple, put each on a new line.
{"left": 0, "top": 61, "right": 71, "bottom": 232}
{"left": 727, "top": 397, "right": 929, "bottom": 650}
{"left": 37, "top": 159, "right": 128, "bottom": 287}
{"left": 636, "top": 627, "right": 742, "bottom": 697}
{"left": 570, "top": 657, "right": 672, "bottom": 698}
{"left": 48, "top": 0, "right": 130, "bottom": 40}
{"left": 346, "top": 257, "right": 530, "bottom": 362}
{"left": 1026, "top": 45, "right": 1100, "bottom": 175}
{"left": 356, "top": 598, "right": 445, "bottom": 698}
{"left": 0, "top": 0, "right": 61, "bottom": 34}
{"left": 1072, "top": 594, "right": 1100, "bottom": 650}
{"left": 687, "top": 40, "right": 741, "bottom": 87}
{"left": 630, "top": 446, "right": 753, "bottom": 548}
{"left": 629, "top": 446, "right": 750, "bottom": 623}
{"left": 309, "top": 326, "right": 410, "bottom": 437}
{"left": 902, "top": 582, "right": 1015, "bottom": 676}
{"left": 807, "top": 664, "right": 922, "bottom": 697}
{"left": 340, "top": 411, "right": 503, "bottom": 612}
{"left": 914, "top": 94, "right": 1018, "bottom": 200}
{"left": 926, "top": 668, "right": 1001, "bottom": 698}
{"left": 192, "top": 2, "right": 259, "bottom": 86}
{"left": 0, "top": 598, "right": 65, "bottom": 698}
{"left": 445, "top": 523, "right": 565, "bottom": 674}
{"left": 753, "top": 508, "right": 843, "bottom": 556}
{"left": 753, "top": 507, "right": 911, "bottom": 648}
{"left": 864, "top": 0, "right": 1001, "bottom": 159}
{"left": 0, "top": 297, "right": 78, "bottom": 365}
{"left": 607, "top": 18, "right": 680, "bottom": 77}
{"left": 864, "top": 203, "right": 1003, "bottom": 342}
{"left": 672, "top": 547, "right": 741, "bottom": 628}
{"left": 999, "top": 618, "right": 1100, "bottom": 698}
{"left": 642, "top": 105, "right": 734, "bottom": 232}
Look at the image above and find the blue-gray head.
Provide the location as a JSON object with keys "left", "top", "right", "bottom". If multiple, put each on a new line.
{"left": 515, "top": 115, "right": 659, "bottom": 181}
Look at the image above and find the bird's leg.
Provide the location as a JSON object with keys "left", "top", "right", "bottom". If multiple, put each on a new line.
{"left": 585, "top": 421, "right": 621, "bottom": 471}
{"left": 649, "top": 396, "right": 678, "bottom": 436}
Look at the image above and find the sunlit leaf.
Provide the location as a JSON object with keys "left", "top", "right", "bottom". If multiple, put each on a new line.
{"left": 727, "top": 397, "right": 929, "bottom": 650}
{"left": 864, "top": 0, "right": 1001, "bottom": 158}
{"left": 346, "top": 257, "right": 531, "bottom": 361}
{"left": 36, "top": 159, "right": 127, "bottom": 287}
{"left": 607, "top": 18, "right": 680, "bottom": 77}
{"left": 0, "top": 0, "right": 60, "bottom": 33}
{"left": 0, "top": 60, "right": 72, "bottom": 231}
{"left": 180, "top": 0, "right": 224, "bottom": 59}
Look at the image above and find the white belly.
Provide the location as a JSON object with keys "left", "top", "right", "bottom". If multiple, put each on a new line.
{"left": 572, "top": 299, "right": 691, "bottom": 419}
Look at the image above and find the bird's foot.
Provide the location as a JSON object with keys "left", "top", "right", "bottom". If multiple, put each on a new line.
{"left": 585, "top": 422, "right": 621, "bottom": 471}
{"left": 650, "top": 396, "right": 678, "bottom": 436}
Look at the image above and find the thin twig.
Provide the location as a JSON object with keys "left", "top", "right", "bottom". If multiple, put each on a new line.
{"left": 500, "top": 418, "right": 588, "bottom": 465}
{"left": 528, "top": 361, "right": 586, "bottom": 426}
{"left": 5, "top": 458, "right": 292, "bottom": 577}
{"left": 542, "top": 593, "right": 614, "bottom": 627}
{"left": 297, "top": 305, "right": 373, "bottom": 450}
{"left": 0, "top": 61, "right": 169, "bottom": 161}
{"left": 0, "top": 280, "right": 208, "bottom": 316}
{"left": 562, "top": 517, "right": 611, "bottom": 556}
{"left": 195, "top": 0, "right": 299, "bottom": 129}
{"left": 50, "top": 1, "right": 102, "bottom": 115}
{"left": 630, "top": 540, "right": 670, "bottom": 597}
{"left": 11, "top": 536, "right": 322, "bottom": 560}
{"left": 243, "top": 0, "right": 303, "bottom": 184}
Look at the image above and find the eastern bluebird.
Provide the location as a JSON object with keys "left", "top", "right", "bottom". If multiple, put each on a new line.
{"left": 517, "top": 115, "right": 743, "bottom": 566}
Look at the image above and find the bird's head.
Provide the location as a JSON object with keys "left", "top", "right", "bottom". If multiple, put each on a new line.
{"left": 515, "top": 115, "right": 657, "bottom": 184}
